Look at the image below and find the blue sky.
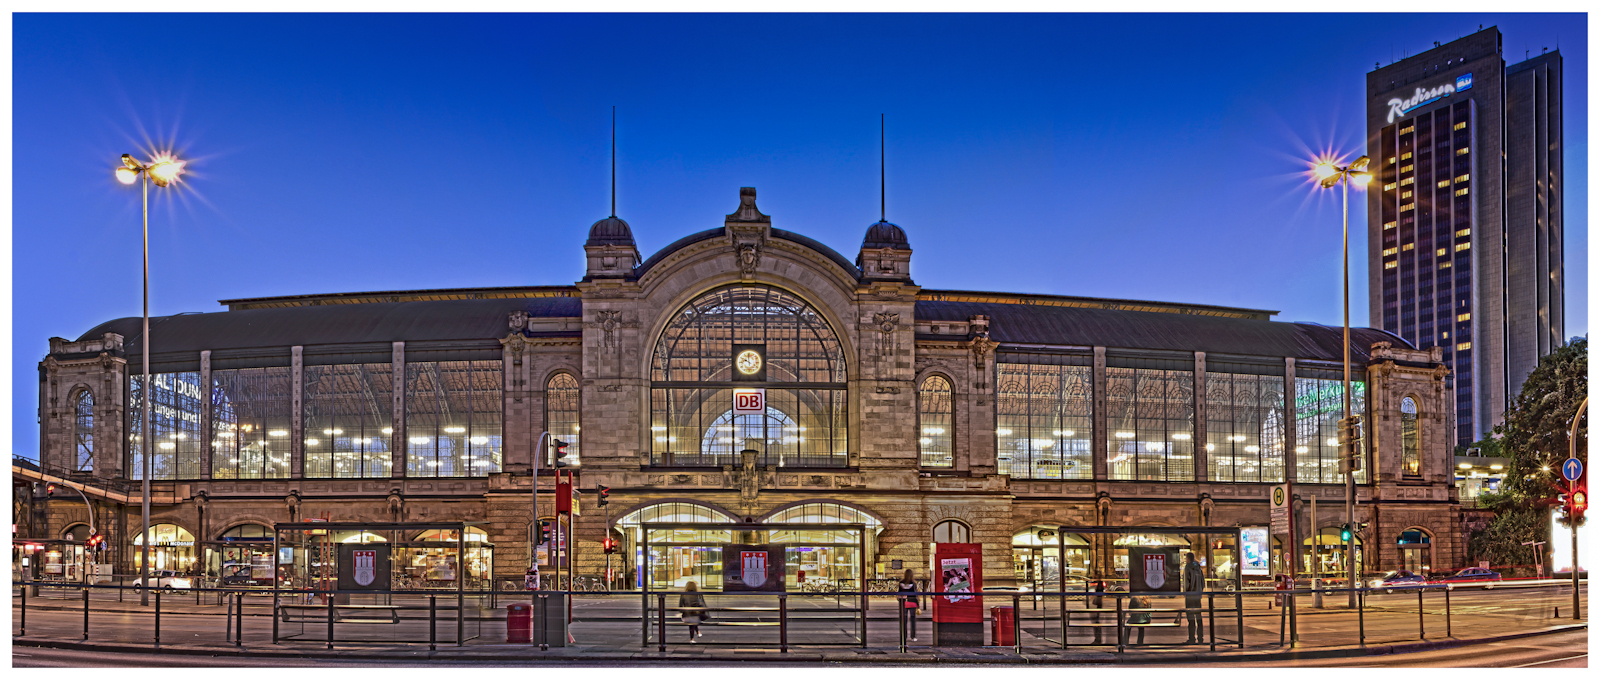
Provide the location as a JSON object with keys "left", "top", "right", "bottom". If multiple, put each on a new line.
{"left": 10, "top": 13, "right": 1587, "bottom": 458}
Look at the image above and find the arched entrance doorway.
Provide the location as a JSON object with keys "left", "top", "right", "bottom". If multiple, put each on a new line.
{"left": 1397, "top": 529, "right": 1433, "bottom": 574}
{"left": 132, "top": 524, "right": 197, "bottom": 573}
{"left": 615, "top": 502, "right": 736, "bottom": 590}
{"left": 765, "top": 502, "right": 882, "bottom": 589}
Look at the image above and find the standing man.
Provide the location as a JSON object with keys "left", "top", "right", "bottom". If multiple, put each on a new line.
{"left": 1182, "top": 552, "right": 1204, "bottom": 643}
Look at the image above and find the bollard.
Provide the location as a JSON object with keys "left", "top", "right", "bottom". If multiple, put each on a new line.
{"left": 1417, "top": 587, "right": 1425, "bottom": 640}
{"left": 898, "top": 597, "right": 907, "bottom": 652}
{"left": 1358, "top": 586, "right": 1366, "bottom": 646}
{"left": 227, "top": 591, "right": 234, "bottom": 643}
{"left": 236, "top": 592, "right": 245, "bottom": 646}
{"left": 1287, "top": 592, "right": 1297, "bottom": 647}
{"left": 1115, "top": 595, "right": 1125, "bottom": 653}
{"left": 1445, "top": 586, "right": 1452, "bottom": 638}
{"left": 154, "top": 590, "right": 162, "bottom": 649}
{"left": 326, "top": 592, "right": 335, "bottom": 650}
{"left": 19, "top": 583, "right": 26, "bottom": 637}
{"left": 657, "top": 593, "right": 666, "bottom": 652}
{"left": 83, "top": 588, "right": 90, "bottom": 640}
{"left": 1013, "top": 592, "right": 1022, "bottom": 654}
{"left": 780, "top": 593, "right": 788, "bottom": 653}
{"left": 429, "top": 595, "right": 437, "bottom": 652}
{"left": 1208, "top": 592, "right": 1216, "bottom": 652}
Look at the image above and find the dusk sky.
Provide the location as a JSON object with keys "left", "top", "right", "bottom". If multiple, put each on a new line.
{"left": 10, "top": 12, "right": 1587, "bottom": 458}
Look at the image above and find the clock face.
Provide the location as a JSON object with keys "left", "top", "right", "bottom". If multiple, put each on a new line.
{"left": 736, "top": 349, "right": 763, "bottom": 375}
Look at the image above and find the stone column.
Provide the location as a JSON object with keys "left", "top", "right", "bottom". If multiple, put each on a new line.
{"left": 1194, "top": 351, "right": 1208, "bottom": 483}
{"left": 291, "top": 346, "right": 304, "bottom": 479}
{"left": 199, "top": 351, "right": 212, "bottom": 480}
{"left": 392, "top": 342, "right": 406, "bottom": 478}
{"left": 1092, "top": 346, "right": 1107, "bottom": 481}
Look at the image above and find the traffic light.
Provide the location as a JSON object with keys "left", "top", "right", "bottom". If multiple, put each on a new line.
{"left": 86, "top": 533, "right": 105, "bottom": 550}
{"left": 552, "top": 439, "right": 571, "bottom": 468}
{"left": 1572, "top": 489, "right": 1587, "bottom": 522}
{"left": 602, "top": 538, "right": 617, "bottom": 554}
{"left": 45, "top": 482, "right": 56, "bottom": 497}
{"left": 537, "top": 520, "right": 553, "bottom": 545}
{"left": 1339, "top": 523, "right": 1352, "bottom": 542}
{"left": 1337, "top": 415, "right": 1364, "bottom": 473}
{"left": 597, "top": 485, "right": 610, "bottom": 508}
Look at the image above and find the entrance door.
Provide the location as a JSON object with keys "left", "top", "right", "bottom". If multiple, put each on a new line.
{"left": 647, "top": 546, "right": 723, "bottom": 590}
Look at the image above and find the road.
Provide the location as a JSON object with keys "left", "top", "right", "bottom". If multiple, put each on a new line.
{"left": 1208, "top": 629, "right": 1588, "bottom": 668}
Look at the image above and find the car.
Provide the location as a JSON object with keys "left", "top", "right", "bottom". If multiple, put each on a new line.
{"left": 1369, "top": 570, "right": 1427, "bottom": 593}
{"left": 133, "top": 569, "right": 193, "bottom": 592}
{"left": 1432, "top": 567, "right": 1502, "bottom": 588}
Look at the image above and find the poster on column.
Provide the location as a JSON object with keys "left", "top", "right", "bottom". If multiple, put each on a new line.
{"left": 722, "top": 544, "right": 784, "bottom": 591}
{"left": 931, "top": 543, "right": 984, "bottom": 624}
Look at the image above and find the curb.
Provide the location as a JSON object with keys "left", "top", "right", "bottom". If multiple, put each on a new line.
{"left": 13, "top": 624, "right": 1585, "bottom": 664}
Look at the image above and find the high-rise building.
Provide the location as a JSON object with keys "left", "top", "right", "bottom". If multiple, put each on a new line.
{"left": 1366, "top": 26, "right": 1563, "bottom": 446}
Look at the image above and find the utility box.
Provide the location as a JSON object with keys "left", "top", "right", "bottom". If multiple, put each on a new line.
{"left": 506, "top": 603, "right": 532, "bottom": 643}
{"left": 528, "top": 593, "right": 567, "bottom": 647}
{"left": 990, "top": 606, "right": 1015, "bottom": 646}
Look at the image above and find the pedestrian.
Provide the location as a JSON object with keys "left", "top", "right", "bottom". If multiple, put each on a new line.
{"left": 896, "top": 568, "right": 920, "bottom": 641}
{"left": 1182, "top": 552, "right": 1205, "bottom": 643}
{"left": 678, "top": 581, "right": 707, "bottom": 642}
{"left": 1120, "top": 594, "right": 1150, "bottom": 646}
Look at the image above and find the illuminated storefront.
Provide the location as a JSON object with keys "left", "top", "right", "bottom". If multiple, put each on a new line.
{"left": 132, "top": 524, "right": 197, "bottom": 573}
{"left": 1012, "top": 527, "right": 1090, "bottom": 590}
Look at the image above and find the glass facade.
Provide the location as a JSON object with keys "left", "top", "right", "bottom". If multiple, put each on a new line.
{"left": 996, "top": 363, "right": 1093, "bottom": 479}
{"left": 129, "top": 372, "right": 205, "bottom": 480}
{"left": 1294, "top": 377, "right": 1370, "bottom": 484}
{"left": 1205, "top": 372, "right": 1286, "bottom": 483}
{"left": 650, "top": 285, "right": 848, "bottom": 468}
{"left": 405, "top": 360, "right": 502, "bottom": 477}
{"left": 74, "top": 389, "right": 94, "bottom": 472}
{"left": 1106, "top": 367, "right": 1195, "bottom": 481}
{"left": 303, "top": 363, "right": 394, "bottom": 478}
{"left": 210, "top": 367, "right": 293, "bottom": 480}
{"left": 918, "top": 375, "right": 953, "bottom": 468}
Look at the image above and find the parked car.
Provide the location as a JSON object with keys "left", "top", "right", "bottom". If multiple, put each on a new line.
{"left": 1369, "top": 570, "right": 1427, "bottom": 593}
{"left": 1432, "top": 567, "right": 1502, "bottom": 588}
{"left": 133, "top": 569, "right": 193, "bottom": 592}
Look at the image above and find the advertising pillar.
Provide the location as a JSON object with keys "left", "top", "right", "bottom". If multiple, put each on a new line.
{"left": 931, "top": 542, "right": 983, "bottom": 646}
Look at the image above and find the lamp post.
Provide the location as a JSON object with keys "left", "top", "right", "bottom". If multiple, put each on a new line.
{"left": 115, "top": 153, "right": 185, "bottom": 606}
{"left": 1313, "top": 155, "right": 1370, "bottom": 608}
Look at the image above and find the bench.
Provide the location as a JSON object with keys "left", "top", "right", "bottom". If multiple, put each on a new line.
{"left": 279, "top": 604, "right": 401, "bottom": 625}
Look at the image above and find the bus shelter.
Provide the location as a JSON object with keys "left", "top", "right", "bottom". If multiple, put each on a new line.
{"left": 1056, "top": 525, "right": 1245, "bottom": 649}
{"left": 639, "top": 522, "right": 870, "bottom": 648}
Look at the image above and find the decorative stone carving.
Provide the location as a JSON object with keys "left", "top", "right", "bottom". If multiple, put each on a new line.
{"left": 597, "top": 311, "right": 623, "bottom": 349}
{"left": 738, "top": 243, "right": 761, "bottom": 278}
{"left": 872, "top": 312, "right": 899, "bottom": 357}
{"left": 508, "top": 310, "right": 529, "bottom": 332}
{"left": 875, "top": 386, "right": 902, "bottom": 394}
{"left": 726, "top": 187, "right": 769, "bottom": 224}
{"left": 969, "top": 336, "right": 998, "bottom": 369}
{"left": 720, "top": 449, "right": 775, "bottom": 514}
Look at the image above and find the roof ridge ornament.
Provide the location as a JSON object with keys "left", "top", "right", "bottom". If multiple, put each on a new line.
{"left": 727, "top": 187, "right": 769, "bottom": 223}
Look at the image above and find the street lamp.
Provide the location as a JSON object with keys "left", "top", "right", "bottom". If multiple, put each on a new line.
{"left": 115, "top": 152, "right": 186, "bottom": 606}
{"left": 1313, "top": 154, "right": 1370, "bottom": 608}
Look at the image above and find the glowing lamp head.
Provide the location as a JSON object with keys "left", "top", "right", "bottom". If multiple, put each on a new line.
{"left": 1313, "top": 161, "right": 1338, "bottom": 180}
{"left": 147, "top": 155, "right": 186, "bottom": 187}
{"left": 1351, "top": 172, "right": 1373, "bottom": 186}
{"left": 115, "top": 166, "right": 140, "bottom": 185}
{"left": 1349, "top": 155, "right": 1371, "bottom": 172}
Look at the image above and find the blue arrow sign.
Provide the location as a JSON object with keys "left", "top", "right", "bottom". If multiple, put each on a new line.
{"left": 1562, "top": 458, "right": 1583, "bottom": 482}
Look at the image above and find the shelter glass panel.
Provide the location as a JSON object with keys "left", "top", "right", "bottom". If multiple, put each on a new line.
{"left": 405, "top": 360, "right": 502, "bottom": 477}
{"left": 1106, "top": 367, "right": 1195, "bottom": 481}
{"left": 303, "top": 363, "right": 394, "bottom": 478}
{"left": 129, "top": 372, "right": 204, "bottom": 480}
{"left": 1294, "top": 377, "right": 1369, "bottom": 484}
{"left": 996, "top": 363, "right": 1093, "bottom": 480}
{"left": 1205, "top": 372, "right": 1286, "bottom": 483}
{"left": 210, "top": 367, "right": 293, "bottom": 480}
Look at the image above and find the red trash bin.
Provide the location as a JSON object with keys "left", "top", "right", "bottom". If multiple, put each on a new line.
{"left": 506, "top": 603, "right": 533, "bottom": 643}
{"left": 990, "top": 606, "right": 1015, "bottom": 646}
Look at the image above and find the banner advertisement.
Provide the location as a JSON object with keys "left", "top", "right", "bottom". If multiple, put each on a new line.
{"left": 721, "top": 544, "right": 784, "bottom": 592}
{"left": 1241, "top": 527, "right": 1269, "bottom": 576}
{"left": 931, "top": 543, "right": 984, "bottom": 624}
{"left": 1128, "top": 546, "right": 1181, "bottom": 592}
{"left": 337, "top": 543, "right": 391, "bottom": 591}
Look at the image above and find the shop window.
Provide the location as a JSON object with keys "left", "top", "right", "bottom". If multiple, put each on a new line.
{"left": 131, "top": 523, "right": 197, "bottom": 572}
{"left": 74, "top": 389, "right": 94, "bottom": 472}
{"left": 1012, "top": 527, "right": 1090, "bottom": 588}
{"left": 919, "top": 375, "right": 954, "bottom": 468}
{"left": 1401, "top": 397, "right": 1421, "bottom": 477}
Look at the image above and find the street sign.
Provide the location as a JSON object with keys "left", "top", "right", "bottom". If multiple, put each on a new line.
{"left": 1562, "top": 458, "right": 1583, "bottom": 482}
{"left": 1270, "top": 484, "right": 1290, "bottom": 534}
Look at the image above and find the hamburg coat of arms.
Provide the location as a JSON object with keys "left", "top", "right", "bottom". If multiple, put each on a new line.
{"left": 1143, "top": 553, "right": 1167, "bottom": 590}
{"left": 353, "top": 550, "right": 378, "bottom": 587}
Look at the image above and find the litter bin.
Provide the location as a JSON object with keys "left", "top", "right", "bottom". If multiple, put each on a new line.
{"left": 990, "top": 606, "right": 1015, "bottom": 646}
{"left": 506, "top": 602, "right": 532, "bottom": 643}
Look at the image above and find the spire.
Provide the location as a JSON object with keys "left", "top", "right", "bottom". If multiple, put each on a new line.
{"left": 880, "top": 113, "right": 886, "bottom": 222}
{"left": 610, "top": 105, "right": 616, "bottom": 218}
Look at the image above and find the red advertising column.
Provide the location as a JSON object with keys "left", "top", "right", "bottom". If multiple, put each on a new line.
{"left": 931, "top": 542, "right": 984, "bottom": 646}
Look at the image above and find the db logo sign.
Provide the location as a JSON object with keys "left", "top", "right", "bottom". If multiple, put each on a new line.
{"left": 733, "top": 388, "right": 766, "bottom": 415}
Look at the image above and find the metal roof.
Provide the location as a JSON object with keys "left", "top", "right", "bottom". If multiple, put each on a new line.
{"left": 76, "top": 297, "right": 582, "bottom": 354}
{"left": 915, "top": 299, "right": 1410, "bottom": 362}
{"left": 633, "top": 227, "right": 861, "bottom": 280}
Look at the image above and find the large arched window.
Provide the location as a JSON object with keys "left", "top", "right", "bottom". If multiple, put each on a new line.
{"left": 1401, "top": 397, "right": 1420, "bottom": 477}
{"left": 74, "top": 389, "right": 94, "bottom": 472}
{"left": 545, "top": 373, "right": 581, "bottom": 467}
{"left": 650, "top": 285, "right": 848, "bottom": 468}
{"left": 919, "top": 376, "right": 953, "bottom": 468}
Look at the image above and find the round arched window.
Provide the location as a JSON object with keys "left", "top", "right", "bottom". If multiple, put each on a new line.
{"left": 1400, "top": 397, "right": 1421, "bottom": 477}
{"left": 650, "top": 285, "right": 848, "bottom": 468}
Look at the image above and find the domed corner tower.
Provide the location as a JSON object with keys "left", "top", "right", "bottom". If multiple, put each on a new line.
{"left": 583, "top": 215, "right": 642, "bottom": 284}
{"left": 856, "top": 219, "right": 913, "bottom": 286}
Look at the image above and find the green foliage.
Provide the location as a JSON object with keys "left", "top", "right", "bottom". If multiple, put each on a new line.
{"left": 1466, "top": 506, "right": 1545, "bottom": 577}
{"left": 1494, "top": 338, "right": 1586, "bottom": 503}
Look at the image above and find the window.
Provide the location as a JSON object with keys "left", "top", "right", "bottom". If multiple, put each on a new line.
{"left": 1384, "top": 221, "right": 1397, "bottom": 230}
{"left": 1402, "top": 243, "right": 1414, "bottom": 251}
{"left": 918, "top": 375, "right": 954, "bottom": 468}
{"left": 1455, "top": 228, "right": 1471, "bottom": 238}
{"left": 545, "top": 373, "right": 581, "bottom": 467}
{"left": 1437, "top": 248, "right": 1448, "bottom": 257}
{"left": 74, "top": 390, "right": 94, "bottom": 472}
{"left": 997, "top": 363, "right": 1093, "bottom": 480}
{"left": 1456, "top": 313, "right": 1470, "bottom": 322}
{"left": 1400, "top": 151, "right": 1412, "bottom": 160}
{"left": 129, "top": 372, "right": 204, "bottom": 480}
{"left": 1401, "top": 397, "right": 1421, "bottom": 477}
{"left": 1400, "top": 177, "right": 1414, "bottom": 186}
{"left": 1295, "top": 377, "right": 1368, "bottom": 484}
{"left": 1399, "top": 203, "right": 1415, "bottom": 212}
{"left": 1456, "top": 342, "right": 1472, "bottom": 351}
{"left": 1106, "top": 366, "right": 1194, "bottom": 481}
{"left": 1386, "top": 262, "right": 1398, "bottom": 270}
{"left": 1439, "top": 262, "right": 1451, "bottom": 270}
{"left": 1206, "top": 372, "right": 1286, "bottom": 483}
{"left": 1400, "top": 165, "right": 1413, "bottom": 174}
{"left": 933, "top": 520, "right": 971, "bottom": 543}
{"left": 406, "top": 360, "right": 502, "bottom": 477}
{"left": 1455, "top": 243, "right": 1471, "bottom": 251}
{"left": 303, "top": 364, "right": 393, "bottom": 478}
{"left": 650, "top": 285, "right": 848, "bottom": 468}
{"left": 1437, "top": 180, "right": 1450, "bottom": 188}
{"left": 1453, "top": 121, "right": 1467, "bottom": 130}
{"left": 1455, "top": 188, "right": 1470, "bottom": 196}
{"left": 211, "top": 367, "right": 293, "bottom": 480}
{"left": 1456, "top": 147, "right": 1469, "bottom": 156}
{"left": 1382, "top": 248, "right": 1398, "bottom": 256}
{"left": 1455, "top": 174, "right": 1469, "bottom": 183}
{"left": 1383, "top": 183, "right": 1396, "bottom": 192}
{"left": 1400, "top": 190, "right": 1413, "bottom": 199}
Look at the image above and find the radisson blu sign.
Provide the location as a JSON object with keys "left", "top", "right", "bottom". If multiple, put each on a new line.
{"left": 1387, "top": 72, "right": 1473, "bottom": 123}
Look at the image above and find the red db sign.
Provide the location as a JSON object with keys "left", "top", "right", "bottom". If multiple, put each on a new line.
{"left": 733, "top": 388, "right": 766, "bottom": 415}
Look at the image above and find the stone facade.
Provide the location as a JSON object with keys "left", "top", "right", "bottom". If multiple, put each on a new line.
{"left": 19, "top": 186, "right": 1467, "bottom": 586}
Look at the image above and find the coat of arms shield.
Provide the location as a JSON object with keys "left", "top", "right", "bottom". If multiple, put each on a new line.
{"left": 1143, "top": 553, "right": 1166, "bottom": 589}
{"left": 741, "top": 551, "right": 767, "bottom": 588}
{"left": 354, "top": 549, "right": 377, "bottom": 587}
